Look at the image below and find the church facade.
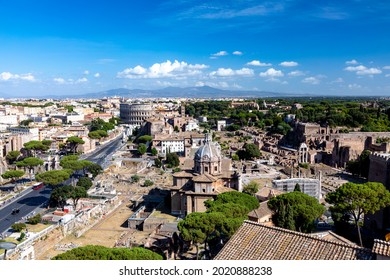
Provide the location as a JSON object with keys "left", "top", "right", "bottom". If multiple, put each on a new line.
{"left": 170, "top": 134, "right": 242, "bottom": 216}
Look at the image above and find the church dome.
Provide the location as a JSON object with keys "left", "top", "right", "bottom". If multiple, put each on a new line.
{"left": 195, "top": 134, "right": 221, "bottom": 162}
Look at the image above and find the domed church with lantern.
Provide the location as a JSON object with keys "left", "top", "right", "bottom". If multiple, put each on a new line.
{"left": 170, "top": 134, "right": 242, "bottom": 216}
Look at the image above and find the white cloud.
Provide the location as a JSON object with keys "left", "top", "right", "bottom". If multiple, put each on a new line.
{"left": 279, "top": 61, "right": 298, "bottom": 67}
{"left": 233, "top": 51, "right": 243, "bottom": 56}
{"left": 53, "top": 78, "right": 66, "bottom": 84}
{"left": 331, "top": 77, "right": 344, "bottom": 83}
{"left": 117, "top": 60, "right": 209, "bottom": 79}
{"left": 344, "top": 65, "right": 382, "bottom": 75}
{"left": 94, "top": 73, "right": 100, "bottom": 78}
{"left": 348, "top": 83, "right": 362, "bottom": 89}
{"left": 259, "top": 68, "right": 284, "bottom": 78}
{"left": 302, "top": 77, "right": 320, "bottom": 85}
{"left": 386, "top": 74, "right": 390, "bottom": 77}
{"left": 383, "top": 66, "right": 390, "bottom": 70}
{"left": 212, "top": 51, "right": 228, "bottom": 57}
{"left": 288, "top": 70, "right": 304, "bottom": 77}
{"left": 83, "top": 70, "right": 90, "bottom": 75}
{"left": 76, "top": 77, "right": 88, "bottom": 83}
{"left": 0, "top": 72, "right": 36, "bottom": 82}
{"left": 346, "top": 59, "right": 359, "bottom": 65}
{"left": 356, "top": 67, "right": 382, "bottom": 75}
{"left": 210, "top": 67, "right": 254, "bottom": 77}
{"left": 246, "top": 60, "right": 272, "bottom": 67}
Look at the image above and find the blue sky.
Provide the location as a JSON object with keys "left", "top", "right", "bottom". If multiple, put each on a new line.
{"left": 0, "top": 0, "right": 390, "bottom": 97}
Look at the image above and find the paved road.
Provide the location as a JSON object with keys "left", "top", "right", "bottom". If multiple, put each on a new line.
{"left": 0, "top": 186, "right": 51, "bottom": 236}
{"left": 0, "top": 135, "right": 125, "bottom": 235}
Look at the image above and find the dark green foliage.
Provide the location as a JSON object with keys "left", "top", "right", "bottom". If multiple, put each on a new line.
{"left": 89, "top": 118, "right": 115, "bottom": 132}
{"left": 86, "top": 163, "right": 103, "bottom": 178}
{"left": 69, "top": 187, "right": 88, "bottom": 207}
{"left": 138, "top": 135, "right": 152, "bottom": 143}
{"left": 268, "top": 191, "right": 325, "bottom": 233}
{"left": 6, "top": 150, "right": 21, "bottom": 164}
{"left": 325, "top": 182, "right": 390, "bottom": 246}
{"left": 345, "top": 150, "right": 370, "bottom": 178}
{"left": 36, "top": 170, "right": 70, "bottom": 186}
{"left": 243, "top": 181, "right": 259, "bottom": 195}
{"left": 77, "top": 177, "right": 93, "bottom": 190}
{"left": 23, "top": 140, "right": 50, "bottom": 156}
{"left": 178, "top": 191, "right": 259, "bottom": 258}
{"left": 27, "top": 214, "right": 41, "bottom": 225}
{"left": 166, "top": 152, "right": 180, "bottom": 167}
{"left": 154, "top": 158, "right": 162, "bottom": 168}
{"left": 1, "top": 170, "right": 25, "bottom": 182}
{"left": 143, "top": 179, "right": 154, "bottom": 187}
{"left": 231, "top": 153, "right": 239, "bottom": 161}
{"left": 151, "top": 147, "right": 158, "bottom": 156}
{"left": 294, "top": 183, "right": 301, "bottom": 192}
{"left": 236, "top": 143, "right": 261, "bottom": 160}
{"left": 131, "top": 174, "right": 140, "bottom": 183}
{"left": 226, "top": 124, "right": 241, "bottom": 131}
{"left": 66, "top": 136, "right": 85, "bottom": 154}
{"left": 88, "top": 130, "right": 108, "bottom": 139}
{"left": 137, "top": 143, "right": 147, "bottom": 155}
{"left": 205, "top": 191, "right": 259, "bottom": 212}
{"left": 52, "top": 245, "right": 163, "bottom": 260}
{"left": 20, "top": 119, "right": 33, "bottom": 126}
{"left": 11, "top": 223, "right": 26, "bottom": 232}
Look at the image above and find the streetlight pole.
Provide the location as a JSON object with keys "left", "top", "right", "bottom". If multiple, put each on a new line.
{"left": 0, "top": 242, "right": 17, "bottom": 260}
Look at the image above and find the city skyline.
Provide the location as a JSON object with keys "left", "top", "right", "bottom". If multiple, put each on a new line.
{"left": 1, "top": 0, "right": 390, "bottom": 97}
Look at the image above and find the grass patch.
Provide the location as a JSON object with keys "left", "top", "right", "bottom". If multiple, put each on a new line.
{"left": 26, "top": 223, "right": 52, "bottom": 233}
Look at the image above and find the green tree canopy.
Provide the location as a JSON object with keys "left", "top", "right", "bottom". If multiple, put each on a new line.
{"left": 243, "top": 180, "right": 259, "bottom": 195}
{"left": 77, "top": 176, "right": 93, "bottom": 190}
{"left": 36, "top": 170, "right": 71, "bottom": 186}
{"left": 143, "top": 179, "right": 154, "bottom": 187}
{"left": 86, "top": 163, "right": 103, "bottom": 178}
{"left": 137, "top": 143, "right": 147, "bottom": 155}
{"left": 236, "top": 143, "right": 261, "bottom": 160}
{"left": 205, "top": 191, "right": 259, "bottom": 212}
{"left": 138, "top": 135, "right": 152, "bottom": 143}
{"left": 16, "top": 157, "right": 44, "bottom": 180}
{"left": 6, "top": 150, "right": 21, "bottom": 164}
{"left": 151, "top": 147, "right": 158, "bottom": 156}
{"left": 69, "top": 186, "right": 88, "bottom": 208}
{"left": 50, "top": 185, "right": 72, "bottom": 207}
{"left": 89, "top": 118, "right": 115, "bottom": 132}
{"left": 88, "top": 130, "right": 108, "bottom": 139}
{"left": 165, "top": 152, "right": 180, "bottom": 167}
{"left": 268, "top": 191, "right": 325, "bottom": 233}
{"left": 23, "top": 140, "right": 50, "bottom": 156}
{"left": 52, "top": 245, "right": 163, "bottom": 260}
{"left": 66, "top": 136, "right": 85, "bottom": 154}
{"left": 1, "top": 170, "right": 25, "bottom": 182}
{"left": 325, "top": 182, "right": 390, "bottom": 246}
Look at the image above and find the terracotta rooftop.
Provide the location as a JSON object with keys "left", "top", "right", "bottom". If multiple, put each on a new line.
{"left": 247, "top": 202, "right": 273, "bottom": 220}
{"left": 172, "top": 171, "right": 193, "bottom": 178}
{"left": 214, "top": 221, "right": 374, "bottom": 260}
{"left": 192, "top": 173, "right": 218, "bottom": 183}
{"left": 372, "top": 239, "right": 390, "bottom": 257}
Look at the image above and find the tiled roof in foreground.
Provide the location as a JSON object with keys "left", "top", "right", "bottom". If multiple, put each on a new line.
{"left": 214, "top": 221, "right": 374, "bottom": 260}
{"left": 372, "top": 239, "right": 390, "bottom": 257}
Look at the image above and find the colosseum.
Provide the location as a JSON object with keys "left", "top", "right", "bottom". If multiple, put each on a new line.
{"left": 119, "top": 103, "right": 154, "bottom": 126}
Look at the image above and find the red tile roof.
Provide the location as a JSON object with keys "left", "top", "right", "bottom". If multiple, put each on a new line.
{"left": 214, "top": 221, "right": 374, "bottom": 260}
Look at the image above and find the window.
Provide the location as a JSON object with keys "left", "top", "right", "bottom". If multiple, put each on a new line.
{"left": 205, "top": 166, "right": 208, "bottom": 172}
{"left": 214, "top": 166, "right": 218, "bottom": 171}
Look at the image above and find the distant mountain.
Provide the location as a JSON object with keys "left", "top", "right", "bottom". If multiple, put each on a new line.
{"left": 82, "top": 86, "right": 294, "bottom": 99}
{"left": 0, "top": 86, "right": 302, "bottom": 100}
